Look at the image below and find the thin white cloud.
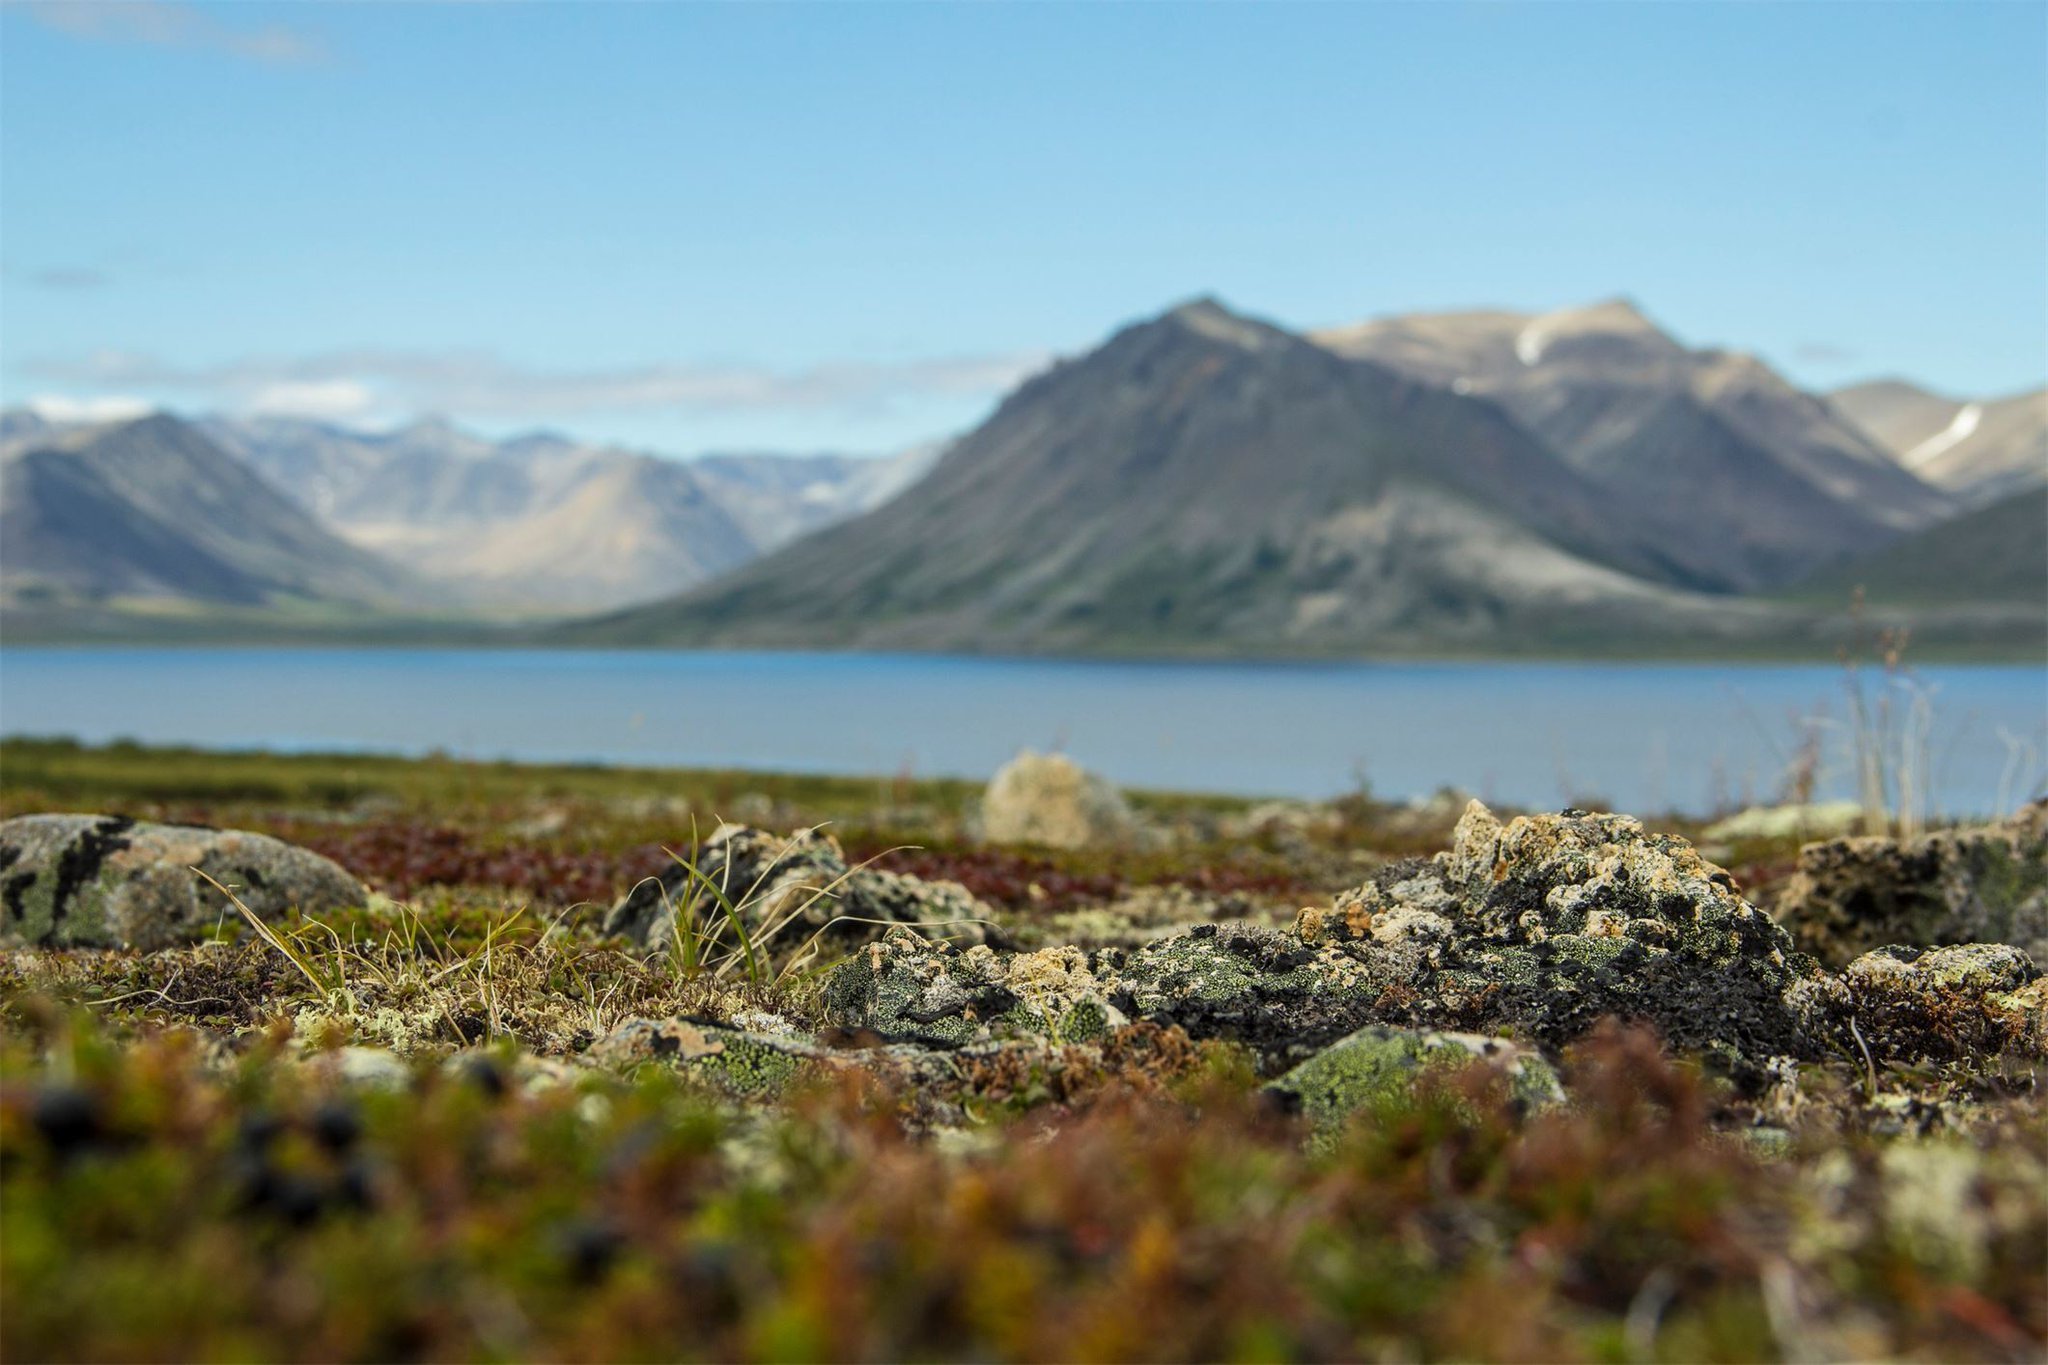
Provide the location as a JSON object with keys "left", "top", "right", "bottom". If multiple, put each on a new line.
{"left": 9, "top": 0, "right": 326, "bottom": 65}
{"left": 1792, "top": 341, "right": 1857, "bottom": 366}
{"left": 245, "top": 378, "right": 377, "bottom": 420}
{"left": 29, "top": 266, "right": 110, "bottom": 291}
{"left": 24, "top": 346, "right": 1054, "bottom": 423}
{"left": 24, "top": 393, "right": 153, "bottom": 423}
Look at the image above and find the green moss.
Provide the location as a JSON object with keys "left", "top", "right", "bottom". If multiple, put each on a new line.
{"left": 686, "top": 1032, "right": 812, "bottom": 1099}
{"left": 1265, "top": 1025, "right": 1562, "bottom": 1148}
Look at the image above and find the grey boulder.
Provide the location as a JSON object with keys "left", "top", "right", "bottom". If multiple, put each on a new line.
{"left": 0, "top": 813, "right": 366, "bottom": 949}
{"left": 979, "top": 751, "right": 1139, "bottom": 849}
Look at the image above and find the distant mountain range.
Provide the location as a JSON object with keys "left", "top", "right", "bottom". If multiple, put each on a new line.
{"left": 1313, "top": 299, "right": 1955, "bottom": 592}
{"left": 564, "top": 297, "right": 2043, "bottom": 655}
{"left": 3, "top": 295, "right": 2041, "bottom": 656}
{"left": 198, "top": 416, "right": 940, "bottom": 611}
{"left": 1, "top": 411, "right": 936, "bottom": 615}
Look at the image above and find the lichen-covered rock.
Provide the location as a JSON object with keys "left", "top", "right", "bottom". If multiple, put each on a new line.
{"left": 1792, "top": 943, "right": 2044, "bottom": 1065}
{"left": 1433, "top": 801, "right": 1788, "bottom": 966}
{"left": 0, "top": 813, "right": 367, "bottom": 949}
{"left": 1294, "top": 802, "right": 1821, "bottom": 1080}
{"left": 1264, "top": 1025, "right": 1562, "bottom": 1145}
{"left": 590, "top": 1018, "right": 833, "bottom": 1097}
{"left": 822, "top": 927, "right": 1126, "bottom": 1047}
{"left": 980, "top": 751, "right": 1138, "bottom": 849}
{"left": 817, "top": 804, "right": 2044, "bottom": 1085}
{"left": 827, "top": 918, "right": 1437, "bottom": 1068}
{"left": 604, "top": 824, "right": 989, "bottom": 961}
{"left": 823, "top": 803, "right": 1835, "bottom": 1083}
{"left": 1771, "top": 804, "right": 2048, "bottom": 968}
{"left": 1104, "top": 923, "right": 1404, "bottom": 1064}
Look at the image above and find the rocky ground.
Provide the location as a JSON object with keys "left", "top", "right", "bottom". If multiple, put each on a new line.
{"left": 1, "top": 739, "right": 2043, "bottom": 1362}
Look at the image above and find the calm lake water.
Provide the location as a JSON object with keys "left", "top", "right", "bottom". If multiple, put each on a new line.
{"left": 1, "top": 648, "right": 2043, "bottom": 816}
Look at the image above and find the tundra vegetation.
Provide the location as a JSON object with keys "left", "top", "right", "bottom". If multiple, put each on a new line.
{"left": 1, "top": 737, "right": 2042, "bottom": 1363}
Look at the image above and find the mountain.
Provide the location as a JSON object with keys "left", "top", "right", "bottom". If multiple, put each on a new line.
{"left": 1828, "top": 380, "right": 2046, "bottom": 510}
{"left": 1793, "top": 486, "right": 2046, "bottom": 610}
{"left": 202, "top": 415, "right": 631, "bottom": 530}
{"left": 200, "top": 416, "right": 934, "bottom": 612}
{"left": 1311, "top": 300, "right": 1954, "bottom": 591}
{"left": 689, "top": 443, "right": 944, "bottom": 549}
{"left": 0, "top": 408, "right": 56, "bottom": 455}
{"left": 341, "top": 456, "right": 759, "bottom": 612}
{"left": 0, "top": 413, "right": 428, "bottom": 610}
{"left": 559, "top": 299, "right": 1777, "bottom": 655}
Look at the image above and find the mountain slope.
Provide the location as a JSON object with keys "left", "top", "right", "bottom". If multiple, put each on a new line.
{"left": 343, "top": 456, "right": 760, "bottom": 612}
{"left": 0, "top": 414, "right": 428, "bottom": 609}
{"left": 689, "top": 443, "right": 943, "bottom": 550}
{"left": 1829, "top": 380, "right": 2046, "bottom": 510}
{"left": 558, "top": 299, "right": 1764, "bottom": 654}
{"left": 1792, "top": 486, "right": 2047, "bottom": 609}
{"left": 1312, "top": 300, "right": 1954, "bottom": 590}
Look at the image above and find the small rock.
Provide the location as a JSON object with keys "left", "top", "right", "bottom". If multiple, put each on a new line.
{"left": 1702, "top": 802, "right": 1868, "bottom": 844}
{"left": 1771, "top": 804, "right": 2048, "bottom": 967}
{"left": 1797, "top": 943, "right": 2044, "bottom": 1064}
{"left": 1224, "top": 801, "right": 1343, "bottom": 855}
{"left": 997, "top": 944, "right": 1128, "bottom": 1042}
{"left": 1108, "top": 922, "right": 1395, "bottom": 1063}
{"left": 980, "top": 751, "right": 1138, "bottom": 849}
{"left": 603, "top": 824, "right": 989, "bottom": 961}
{"left": 822, "top": 927, "right": 1126, "bottom": 1047}
{"left": 1264, "top": 1025, "right": 1562, "bottom": 1145}
{"left": 591, "top": 1019, "right": 829, "bottom": 1097}
{"left": 0, "top": 813, "right": 367, "bottom": 950}
{"left": 729, "top": 792, "right": 778, "bottom": 824}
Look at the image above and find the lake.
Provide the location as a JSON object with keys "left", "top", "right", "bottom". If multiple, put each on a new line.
{"left": 0, "top": 648, "right": 2042, "bottom": 816}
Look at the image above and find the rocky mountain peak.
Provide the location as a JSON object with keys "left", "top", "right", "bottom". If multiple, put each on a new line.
{"left": 1512, "top": 297, "right": 1687, "bottom": 370}
{"left": 1158, "top": 296, "right": 1290, "bottom": 351}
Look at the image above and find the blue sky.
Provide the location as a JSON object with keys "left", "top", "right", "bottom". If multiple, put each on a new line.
{"left": 3, "top": 1, "right": 2043, "bottom": 455}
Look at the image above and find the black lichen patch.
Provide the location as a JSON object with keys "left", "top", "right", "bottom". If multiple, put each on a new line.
{"left": 3, "top": 871, "right": 35, "bottom": 924}
{"left": 44, "top": 814, "right": 136, "bottom": 941}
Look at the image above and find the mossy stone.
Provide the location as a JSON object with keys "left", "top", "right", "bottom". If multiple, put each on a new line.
{"left": 1264, "top": 1024, "right": 1562, "bottom": 1147}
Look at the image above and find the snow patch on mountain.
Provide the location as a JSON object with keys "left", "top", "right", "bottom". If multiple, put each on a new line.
{"left": 1902, "top": 402, "right": 1982, "bottom": 470}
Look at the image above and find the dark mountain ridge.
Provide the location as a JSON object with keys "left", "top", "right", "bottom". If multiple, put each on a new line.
{"left": 560, "top": 299, "right": 1766, "bottom": 654}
